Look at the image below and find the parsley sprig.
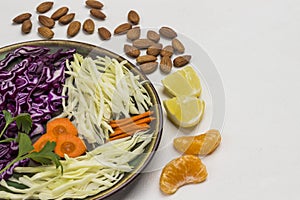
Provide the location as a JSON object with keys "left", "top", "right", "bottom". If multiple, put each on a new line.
{"left": 0, "top": 110, "right": 32, "bottom": 139}
{"left": 0, "top": 110, "right": 63, "bottom": 175}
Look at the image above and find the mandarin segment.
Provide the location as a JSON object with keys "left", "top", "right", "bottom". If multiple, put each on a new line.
{"left": 160, "top": 155, "right": 208, "bottom": 195}
{"left": 173, "top": 129, "right": 221, "bottom": 155}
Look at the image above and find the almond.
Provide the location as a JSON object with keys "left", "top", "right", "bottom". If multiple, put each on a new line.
{"left": 173, "top": 55, "right": 192, "bottom": 67}
{"left": 146, "top": 43, "right": 163, "bottom": 57}
{"left": 36, "top": 2, "right": 54, "bottom": 13}
{"left": 160, "top": 45, "right": 174, "bottom": 57}
{"left": 128, "top": 10, "right": 140, "bottom": 25}
{"left": 38, "top": 26, "right": 54, "bottom": 39}
{"left": 139, "top": 62, "right": 158, "bottom": 74}
{"left": 38, "top": 15, "right": 55, "bottom": 28}
{"left": 21, "top": 20, "right": 32, "bottom": 34}
{"left": 12, "top": 13, "right": 31, "bottom": 24}
{"left": 126, "top": 27, "right": 140, "bottom": 41}
{"left": 67, "top": 21, "right": 81, "bottom": 37}
{"left": 147, "top": 30, "right": 160, "bottom": 43}
{"left": 83, "top": 19, "right": 95, "bottom": 34}
{"left": 58, "top": 13, "right": 75, "bottom": 25}
{"left": 159, "top": 26, "right": 177, "bottom": 39}
{"left": 114, "top": 23, "right": 132, "bottom": 35}
{"left": 98, "top": 27, "right": 111, "bottom": 40}
{"left": 136, "top": 55, "right": 157, "bottom": 64}
{"left": 51, "top": 7, "right": 69, "bottom": 20}
{"left": 160, "top": 56, "right": 172, "bottom": 74}
{"left": 124, "top": 44, "right": 140, "bottom": 58}
{"left": 90, "top": 9, "right": 106, "bottom": 20}
{"left": 85, "top": 0, "right": 104, "bottom": 9}
{"left": 172, "top": 38, "right": 185, "bottom": 54}
{"left": 133, "top": 39, "right": 155, "bottom": 49}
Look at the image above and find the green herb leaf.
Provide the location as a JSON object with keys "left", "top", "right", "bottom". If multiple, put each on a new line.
{"left": 16, "top": 133, "right": 34, "bottom": 157}
{"left": 3, "top": 110, "right": 14, "bottom": 124}
{"left": 0, "top": 110, "right": 34, "bottom": 174}
{"left": 28, "top": 141, "right": 63, "bottom": 173}
{"left": 0, "top": 110, "right": 14, "bottom": 138}
{"left": 0, "top": 110, "right": 32, "bottom": 139}
{"left": 13, "top": 113, "right": 32, "bottom": 134}
{"left": 0, "top": 111, "right": 63, "bottom": 176}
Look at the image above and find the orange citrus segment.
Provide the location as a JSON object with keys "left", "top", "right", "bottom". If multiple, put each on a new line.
{"left": 173, "top": 129, "right": 221, "bottom": 155}
{"left": 173, "top": 129, "right": 221, "bottom": 156}
{"left": 159, "top": 155, "right": 208, "bottom": 195}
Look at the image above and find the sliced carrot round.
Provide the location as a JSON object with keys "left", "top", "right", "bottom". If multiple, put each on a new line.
{"left": 33, "top": 134, "right": 57, "bottom": 152}
{"left": 46, "top": 118, "right": 78, "bottom": 138}
{"left": 54, "top": 134, "right": 86, "bottom": 158}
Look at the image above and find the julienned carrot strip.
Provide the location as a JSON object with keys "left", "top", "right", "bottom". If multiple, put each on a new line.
{"left": 110, "top": 117, "right": 155, "bottom": 129}
{"left": 109, "top": 127, "right": 150, "bottom": 141}
{"left": 113, "top": 117, "right": 154, "bottom": 133}
{"left": 110, "top": 122, "right": 127, "bottom": 129}
{"left": 109, "top": 133, "right": 131, "bottom": 141}
{"left": 109, "top": 114, "right": 154, "bottom": 129}
{"left": 110, "top": 123, "right": 150, "bottom": 137}
{"left": 114, "top": 123, "right": 150, "bottom": 133}
{"left": 133, "top": 117, "right": 155, "bottom": 125}
{"left": 108, "top": 111, "right": 154, "bottom": 141}
{"left": 109, "top": 123, "right": 150, "bottom": 137}
{"left": 109, "top": 111, "right": 153, "bottom": 126}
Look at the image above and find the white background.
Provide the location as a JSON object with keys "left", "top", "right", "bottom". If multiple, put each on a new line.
{"left": 1, "top": 0, "right": 300, "bottom": 199}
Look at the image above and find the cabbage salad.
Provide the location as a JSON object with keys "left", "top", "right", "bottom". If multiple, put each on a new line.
{"left": 0, "top": 46, "right": 155, "bottom": 199}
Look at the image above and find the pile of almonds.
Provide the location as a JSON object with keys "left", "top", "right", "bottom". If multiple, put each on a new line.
{"left": 124, "top": 25, "right": 191, "bottom": 74}
{"left": 12, "top": 0, "right": 191, "bottom": 74}
{"left": 12, "top": 1, "right": 109, "bottom": 39}
{"left": 111, "top": 10, "right": 191, "bottom": 74}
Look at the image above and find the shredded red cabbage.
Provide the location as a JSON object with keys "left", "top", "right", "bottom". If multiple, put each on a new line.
{"left": 0, "top": 142, "right": 29, "bottom": 180}
{"left": 0, "top": 45, "right": 75, "bottom": 180}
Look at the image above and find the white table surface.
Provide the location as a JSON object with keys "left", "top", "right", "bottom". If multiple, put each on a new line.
{"left": 1, "top": 0, "right": 300, "bottom": 199}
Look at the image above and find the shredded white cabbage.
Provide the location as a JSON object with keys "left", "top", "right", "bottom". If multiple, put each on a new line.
{"left": 56, "top": 54, "right": 152, "bottom": 145}
{"left": 0, "top": 131, "right": 153, "bottom": 200}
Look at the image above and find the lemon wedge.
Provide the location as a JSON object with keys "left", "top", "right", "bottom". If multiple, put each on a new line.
{"left": 162, "top": 66, "right": 202, "bottom": 97}
{"left": 163, "top": 96, "right": 205, "bottom": 128}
